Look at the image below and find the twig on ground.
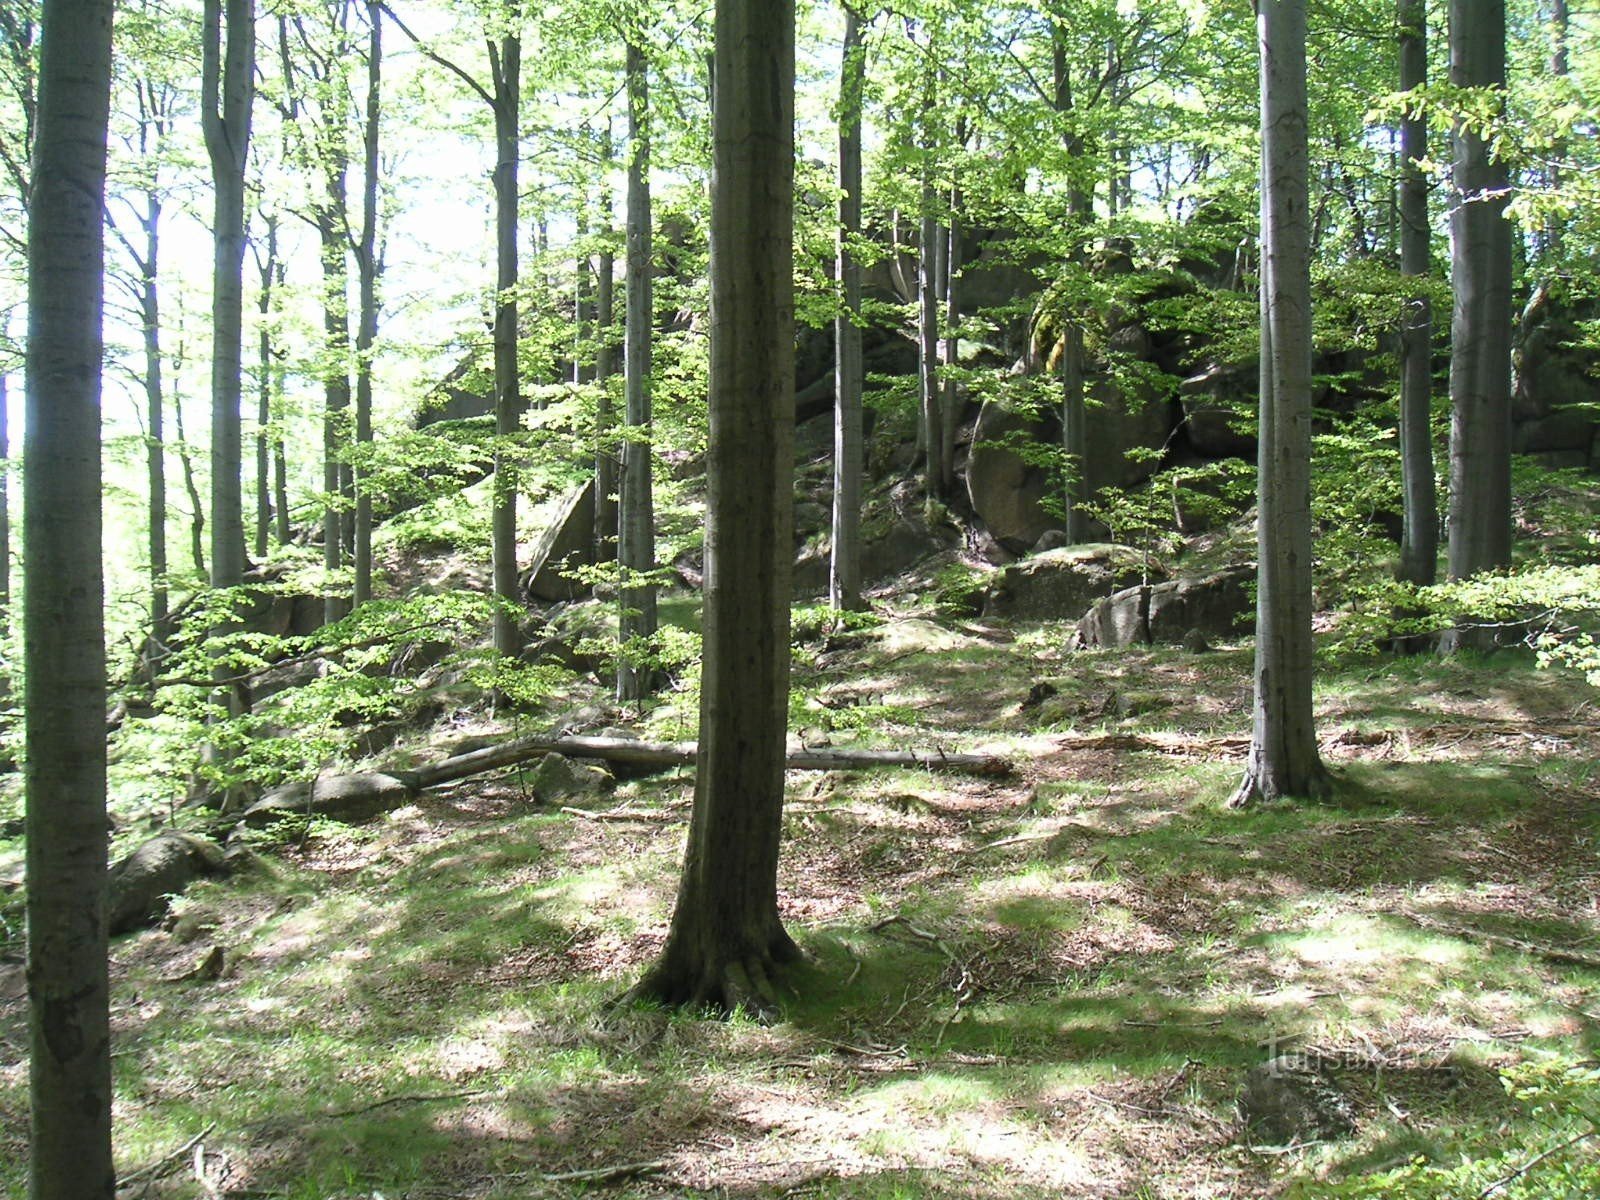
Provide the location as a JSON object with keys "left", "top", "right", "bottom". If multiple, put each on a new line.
{"left": 559, "top": 805, "right": 678, "bottom": 823}
{"left": 1476, "top": 1129, "right": 1599, "bottom": 1199}
{"left": 320, "top": 1089, "right": 489, "bottom": 1119}
{"left": 1399, "top": 910, "right": 1600, "bottom": 971}
{"left": 538, "top": 1161, "right": 666, "bottom": 1184}
{"left": 117, "top": 1124, "right": 217, "bottom": 1188}
{"left": 870, "top": 915, "right": 955, "bottom": 959}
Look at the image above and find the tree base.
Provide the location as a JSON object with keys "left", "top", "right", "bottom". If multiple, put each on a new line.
{"left": 610, "top": 926, "right": 803, "bottom": 1021}
{"left": 1229, "top": 761, "right": 1334, "bottom": 809}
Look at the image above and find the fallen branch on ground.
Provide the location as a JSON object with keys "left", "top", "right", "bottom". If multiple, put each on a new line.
{"left": 1399, "top": 910, "right": 1600, "bottom": 972}
{"left": 117, "top": 1124, "right": 217, "bottom": 1188}
{"left": 538, "top": 1161, "right": 666, "bottom": 1184}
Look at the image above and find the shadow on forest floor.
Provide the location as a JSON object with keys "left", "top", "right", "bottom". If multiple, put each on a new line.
{"left": 3, "top": 633, "right": 1600, "bottom": 1198}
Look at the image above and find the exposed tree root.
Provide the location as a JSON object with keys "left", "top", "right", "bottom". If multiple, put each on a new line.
{"left": 1229, "top": 762, "right": 1335, "bottom": 809}
{"left": 612, "top": 929, "right": 803, "bottom": 1022}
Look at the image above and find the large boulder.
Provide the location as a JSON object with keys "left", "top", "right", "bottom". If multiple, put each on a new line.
{"left": 793, "top": 513, "right": 954, "bottom": 598}
{"left": 982, "top": 544, "right": 1151, "bottom": 622}
{"left": 1073, "top": 565, "right": 1253, "bottom": 648}
{"left": 1178, "top": 364, "right": 1256, "bottom": 458}
{"left": 108, "top": 832, "right": 228, "bottom": 935}
{"left": 242, "top": 770, "right": 422, "bottom": 827}
{"left": 522, "top": 480, "right": 596, "bottom": 603}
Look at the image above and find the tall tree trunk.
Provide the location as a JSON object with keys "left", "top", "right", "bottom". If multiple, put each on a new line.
{"left": 352, "top": 0, "right": 382, "bottom": 607}
{"left": 489, "top": 33, "right": 522, "bottom": 659}
{"left": 319, "top": 182, "right": 350, "bottom": 625}
{"left": 916, "top": 59, "right": 945, "bottom": 501}
{"left": 171, "top": 378, "right": 206, "bottom": 577}
{"left": 574, "top": 195, "right": 591, "bottom": 385}
{"left": 830, "top": 0, "right": 865, "bottom": 612}
{"left": 1544, "top": 0, "right": 1567, "bottom": 262}
{"left": 1442, "top": 0, "right": 1512, "bottom": 653}
{"left": 143, "top": 193, "right": 170, "bottom": 638}
{"left": 202, "top": 0, "right": 253, "bottom": 593}
{"left": 617, "top": 38, "right": 658, "bottom": 702}
{"left": 0, "top": 373, "right": 9, "bottom": 626}
{"left": 939, "top": 180, "right": 961, "bottom": 495}
{"left": 24, "top": 0, "right": 115, "bottom": 1193}
{"left": 594, "top": 129, "right": 618, "bottom": 564}
{"left": 1053, "top": 30, "right": 1092, "bottom": 544}
{"left": 1232, "top": 0, "right": 1330, "bottom": 807}
{"left": 620, "top": 0, "right": 799, "bottom": 1015}
{"left": 253, "top": 217, "right": 276, "bottom": 563}
{"left": 1394, "top": 0, "right": 1437, "bottom": 625}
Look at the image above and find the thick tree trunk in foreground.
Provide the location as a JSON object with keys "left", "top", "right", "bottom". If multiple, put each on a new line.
{"left": 617, "top": 39, "right": 658, "bottom": 702}
{"left": 202, "top": 0, "right": 253, "bottom": 593}
{"left": 620, "top": 0, "right": 799, "bottom": 1015}
{"left": 25, "top": 0, "right": 116, "bottom": 1194}
{"left": 1441, "top": 0, "right": 1512, "bottom": 654}
{"left": 1233, "top": 0, "right": 1330, "bottom": 807}
{"left": 1395, "top": 0, "right": 1436, "bottom": 611}
{"left": 830, "top": 1, "right": 865, "bottom": 612}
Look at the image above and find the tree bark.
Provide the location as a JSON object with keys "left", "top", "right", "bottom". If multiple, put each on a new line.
{"left": 24, "top": 0, "right": 116, "bottom": 1193}
{"left": 490, "top": 32, "right": 522, "bottom": 659}
{"left": 202, "top": 0, "right": 253, "bottom": 592}
{"left": 916, "top": 57, "right": 946, "bottom": 501}
{"left": 1233, "top": 0, "right": 1330, "bottom": 807}
{"left": 253, "top": 217, "right": 276, "bottom": 562}
{"left": 620, "top": 0, "right": 799, "bottom": 1016}
{"left": 352, "top": 0, "right": 382, "bottom": 607}
{"left": 1394, "top": 0, "right": 1437, "bottom": 631}
{"left": 142, "top": 193, "right": 170, "bottom": 638}
{"left": 1441, "top": 0, "right": 1512, "bottom": 653}
{"left": 594, "top": 128, "right": 618, "bottom": 564}
{"left": 830, "top": 1, "right": 865, "bottom": 612}
{"left": 1053, "top": 29, "right": 1091, "bottom": 544}
{"left": 617, "top": 38, "right": 658, "bottom": 702}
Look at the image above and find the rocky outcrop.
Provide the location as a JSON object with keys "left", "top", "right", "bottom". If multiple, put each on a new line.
{"left": 982, "top": 544, "right": 1152, "bottom": 622}
{"left": 108, "top": 832, "right": 229, "bottom": 935}
{"left": 1072, "top": 565, "right": 1253, "bottom": 648}
{"left": 522, "top": 480, "right": 597, "bottom": 603}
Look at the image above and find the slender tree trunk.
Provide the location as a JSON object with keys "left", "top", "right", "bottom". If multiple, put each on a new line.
{"left": 1233, "top": 0, "right": 1330, "bottom": 807}
{"left": 594, "top": 133, "right": 618, "bottom": 564}
{"left": 253, "top": 217, "right": 276, "bottom": 562}
{"left": 202, "top": 0, "right": 253, "bottom": 593}
{"left": 1442, "top": 0, "right": 1512, "bottom": 653}
{"left": 1054, "top": 31, "right": 1091, "bottom": 544}
{"left": 1545, "top": 0, "right": 1567, "bottom": 262}
{"left": 490, "top": 33, "right": 522, "bottom": 659}
{"left": 272, "top": 252, "right": 290, "bottom": 547}
{"left": 1395, "top": 0, "right": 1437, "bottom": 631}
{"left": 917, "top": 59, "right": 945, "bottom": 500}
{"left": 143, "top": 195, "right": 170, "bottom": 637}
{"left": 830, "top": 0, "right": 865, "bottom": 612}
{"left": 620, "top": 0, "right": 799, "bottom": 1015}
{"left": 939, "top": 185, "right": 960, "bottom": 496}
{"left": 618, "top": 38, "right": 658, "bottom": 702}
{"left": 319, "top": 191, "right": 350, "bottom": 625}
{"left": 352, "top": 0, "right": 382, "bottom": 607}
{"left": 24, "top": 0, "right": 115, "bottom": 1193}
{"left": 574, "top": 197, "right": 591, "bottom": 385}
{"left": 171, "top": 379, "right": 206, "bottom": 577}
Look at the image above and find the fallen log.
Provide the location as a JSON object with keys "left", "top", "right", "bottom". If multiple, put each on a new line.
{"left": 414, "top": 734, "right": 1013, "bottom": 786}
{"left": 240, "top": 737, "right": 1012, "bottom": 828}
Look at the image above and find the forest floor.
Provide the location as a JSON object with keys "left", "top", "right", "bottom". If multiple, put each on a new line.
{"left": 4, "top": 599, "right": 1600, "bottom": 1199}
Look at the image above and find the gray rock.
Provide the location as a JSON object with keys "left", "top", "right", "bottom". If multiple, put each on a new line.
{"left": 108, "top": 832, "right": 228, "bottom": 935}
{"left": 982, "top": 544, "right": 1151, "bottom": 622}
{"left": 242, "top": 771, "right": 421, "bottom": 827}
{"left": 522, "top": 480, "right": 596, "bottom": 603}
{"left": 528, "top": 753, "right": 613, "bottom": 802}
{"left": 1074, "top": 566, "right": 1253, "bottom": 648}
{"left": 1239, "top": 1056, "right": 1356, "bottom": 1144}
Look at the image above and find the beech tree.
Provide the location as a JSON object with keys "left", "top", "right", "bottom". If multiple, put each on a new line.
{"left": 1232, "top": 0, "right": 1329, "bottom": 807}
{"left": 25, "top": 0, "right": 116, "bottom": 1193}
{"left": 201, "top": 0, "right": 254, "bottom": 594}
{"left": 1441, "top": 0, "right": 1512, "bottom": 653}
{"left": 620, "top": 0, "right": 800, "bottom": 1014}
{"left": 617, "top": 35, "right": 658, "bottom": 702}
{"left": 830, "top": 0, "right": 866, "bottom": 612}
{"left": 1394, "top": 0, "right": 1436, "bottom": 640}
